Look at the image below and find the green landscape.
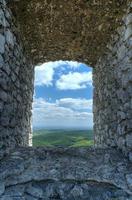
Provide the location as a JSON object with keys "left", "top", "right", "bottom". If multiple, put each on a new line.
{"left": 33, "top": 129, "right": 94, "bottom": 147}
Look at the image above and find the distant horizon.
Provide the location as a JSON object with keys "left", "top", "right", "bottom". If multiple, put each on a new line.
{"left": 33, "top": 126, "right": 93, "bottom": 131}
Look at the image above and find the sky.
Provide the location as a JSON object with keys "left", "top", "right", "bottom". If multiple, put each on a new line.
{"left": 33, "top": 61, "right": 93, "bottom": 129}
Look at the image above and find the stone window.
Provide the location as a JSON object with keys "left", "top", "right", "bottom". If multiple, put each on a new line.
{"left": 32, "top": 61, "right": 94, "bottom": 147}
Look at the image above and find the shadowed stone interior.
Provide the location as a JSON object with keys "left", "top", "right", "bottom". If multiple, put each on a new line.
{"left": 0, "top": 0, "right": 132, "bottom": 199}
{"left": 9, "top": 0, "right": 128, "bottom": 66}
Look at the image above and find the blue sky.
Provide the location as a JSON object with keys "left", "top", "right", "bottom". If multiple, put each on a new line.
{"left": 33, "top": 61, "right": 93, "bottom": 129}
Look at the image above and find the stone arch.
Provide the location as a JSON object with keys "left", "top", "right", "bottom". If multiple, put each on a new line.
{"left": 0, "top": 0, "right": 131, "bottom": 160}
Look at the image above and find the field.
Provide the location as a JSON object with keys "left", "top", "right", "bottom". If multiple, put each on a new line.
{"left": 33, "top": 129, "right": 94, "bottom": 147}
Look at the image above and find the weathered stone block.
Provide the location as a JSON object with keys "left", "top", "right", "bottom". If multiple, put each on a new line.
{"left": 26, "top": 185, "right": 43, "bottom": 198}
{"left": 70, "top": 185, "right": 83, "bottom": 198}
{"left": 24, "top": 194, "right": 38, "bottom": 200}
{"left": 0, "top": 196, "right": 16, "bottom": 200}
{"left": 0, "top": 34, "right": 5, "bottom": 54}
{"left": 0, "top": 9, "right": 9, "bottom": 27}
{"left": 5, "top": 30, "right": 14, "bottom": 47}
{"left": 0, "top": 182, "right": 5, "bottom": 196}
{"left": 125, "top": 24, "right": 132, "bottom": 41}
{"left": 0, "top": 54, "right": 4, "bottom": 68}
{"left": 117, "top": 111, "right": 126, "bottom": 121}
{"left": 129, "top": 152, "right": 132, "bottom": 162}
{"left": 117, "top": 137, "right": 125, "bottom": 149}
{"left": 126, "top": 174, "right": 132, "bottom": 190}
{"left": 126, "top": 134, "right": 132, "bottom": 148}
{"left": 0, "top": 90, "right": 8, "bottom": 102}
{"left": 124, "top": 13, "right": 132, "bottom": 25}
{"left": 0, "top": 101, "right": 3, "bottom": 113}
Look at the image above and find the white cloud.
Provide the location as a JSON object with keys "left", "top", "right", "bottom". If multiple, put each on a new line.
{"left": 56, "top": 98, "right": 93, "bottom": 111}
{"left": 56, "top": 71, "right": 92, "bottom": 90}
{"left": 34, "top": 61, "right": 93, "bottom": 128}
{"left": 33, "top": 98, "right": 93, "bottom": 128}
{"left": 35, "top": 62, "right": 56, "bottom": 86}
{"left": 35, "top": 61, "right": 91, "bottom": 87}
{"left": 62, "top": 61, "right": 84, "bottom": 69}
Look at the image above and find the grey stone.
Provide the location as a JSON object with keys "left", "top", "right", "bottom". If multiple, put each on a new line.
{"left": 125, "top": 24, "right": 132, "bottom": 40}
{"left": 0, "top": 196, "right": 13, "bottom": 200}
{"left": 0, "top": 1, "right": 132, "bottom": 197}
{"left": 126, "top": 134, "right": 132, "bottom": 148}
{"left": 24, "top": 194, "right": 38, "bottom": 200}
{"left": 0, "top": 101, "right": 3, "bottom": 113}
{"left": 70, "top": 185, "right": 83, "bottom": 198}
{"left": 0, "top": 196, "right": 24, "bottom": 200}
{"left": 5, "top": 8, "right": 11, "bottom": 20}
{"left": 0, "top": 182, "right": 5, "bottom": 196}
{"left": 0, "top": 34, "right": 5, "bottom": 54}
{"left": 0, "top": 90, "right": 8, "bottom": 102}
{"left": 117, "top": 137, "right": 125, "bottom": 149}
{"left": 0, "top": 148, "right": 132, "bottom": 199}
{"left": 3, "top": 63, "right": 10, "bottom": 75}
{"left": 125, "top": 13, "right": 132, "bottom": 25}
{"left": 4, "top": 184, "right": 25, "bottom": 197}
{"left": 11, "top": 72, "right": 16, "bottom": 82}
{"left": 117, "top": 44, "right": 127, "bottom": 60}
{"left": 1, "top": 116, "right": 9, "bottom": 126}
{"left": 0, "top": 0, "right": 6, "bottom": 5}
{"left": 26, "top": 186, "right": 43, "bottom": 198}
{"left": 126, "top": 174, "right": 132, "bottom": 190}
{"left": 94, "top": 4, "right": 132, "bottom": 155}
{"left": 0, "top": 9, "right": 7, "bottom": 27}
{"left": 117, "top": 111, "right": 126, "bottom": 120}
{"left": 10, "top": 118, "right": 16, "bottom": 128}
{"left": 5, "top": 30, "right": 14, "bottom": 47}
{"left": 0, "top": 55, "right": 4, "bottom": 68}
{"left": 129, "top": 152, "right": 132, "bottom": 162}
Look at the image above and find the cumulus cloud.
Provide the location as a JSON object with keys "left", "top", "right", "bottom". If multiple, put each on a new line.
{"left": 35, "top": 62, "right": 56, "bottom": 86}
{"left": 33, "top": 98, "right": 93, "bottom": 128}
{"left": 62, "top": 61, "right": 84, "bottom": 69}
{"left": 56, "top": 71, "right": 92, "bottom": 90}
{"left": 56, "top": 98, "right": 93, "bottom": 111}
{"left": 35, "top": 61, "right": 91, "bottom": 87}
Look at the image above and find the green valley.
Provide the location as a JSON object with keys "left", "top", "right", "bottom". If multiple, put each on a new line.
{"left": 33, "top": 129, "right": 94, "bottom": 147}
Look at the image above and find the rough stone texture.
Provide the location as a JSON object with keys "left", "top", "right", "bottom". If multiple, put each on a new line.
{"left": 0, "top": 147, "right": 132, "bottom": 200}
{"left": 0, "top": 0, "right": 130, "bottom": 158}
{"left": 0, "top": 0, "right": 34, "bottom": 159}
{"left": 0, "top": 1, "right": 132, "bottom": 199}
{"left": 9, "top": 0, "right": 128, "bottom": 66}
{"left": 93, "top": 3, "right": 132, "bottom": 157}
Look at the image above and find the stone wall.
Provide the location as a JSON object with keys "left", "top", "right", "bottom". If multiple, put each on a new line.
{"left": 0, "top": 1, "right": 132, "bottom": 199}
{"left": 0, "top": 0, "right": 131, "bottom": 160}
{"left": 93, "top": 3, "right": 132, "bottom": 160}
{"left": 0, "top": 0, "right": 34, "bottom": 159}
{"left": 0, "top": 147, "right": 132, "bottom": 200}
